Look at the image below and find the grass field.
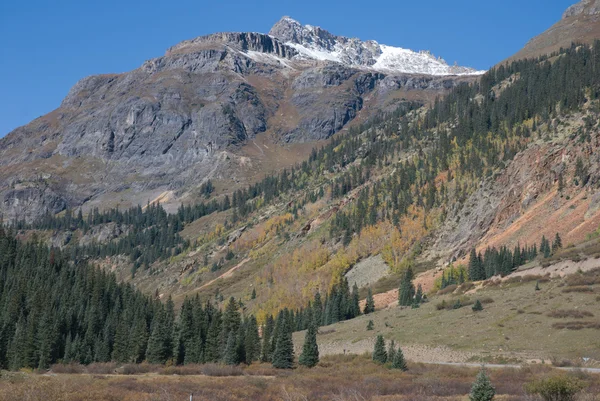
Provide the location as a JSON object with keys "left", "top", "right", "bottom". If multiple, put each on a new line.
{"left": 296, "top": 269, "right": 600, "bottom": 365}
{"left": 1, "top": 356, "right": 599, "bottom": 401}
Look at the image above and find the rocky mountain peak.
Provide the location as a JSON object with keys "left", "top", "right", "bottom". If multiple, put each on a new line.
{"left": 563, "top": 0, "right": 600, "bottom": 19}
{"left": 269, "top": 16, "right": 347, "bottom": 51}
{"left": 268, "top": 16, "right": 484, "bottom": 76}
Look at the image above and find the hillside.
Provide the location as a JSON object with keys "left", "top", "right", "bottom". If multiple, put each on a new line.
{"left": 13, "top": 40, "right": 600, "bottom": 322}
{"left": 3, "top": 1, "right": 600, "bottom": 393}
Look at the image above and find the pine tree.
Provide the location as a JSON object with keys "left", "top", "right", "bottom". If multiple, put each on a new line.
{"left": 251, "top": 288, "right": 256, "bottom": 300}
{"left": 364, "top": 288, "right": 375, "bottom": 314}
{"left": 469, "top": 368, "right": 495, "bottom": 401}
{"left": 298, "top": 318, "right": 319, "bottom": 368}
{"left": 350, "top": 283, "right": 361, "bottom": 318}
{"left": 472, "top": 300, "right": 483, "bottom": 312}
{"left": 372, "top": 335, "right": 387, "bottom": 364}
{"left": 391, "top": 346, "right": 408, "bottom": 371}
{"left": 469, "top": 248, "right": 485, "bottom": 281}
{"left": 535, "top": 281, "right": 541, "bottom": 291}
{"left": 223, "top": 331, "right": 238, "bottom": 365}
{"left": 415, "top": 284, "right": 423, "bottom": 304}
{"left": 272, "top": 312, "right": 294, "bottom": 369}
{"left": 204, "top": 314, "right": 222, "bottom": 363}
{"left": 261, "top": 315, "right": 274, "bottom": 362}
{"left": 553, "top": 233, "right": 562, "bottom": 251}
{"left": 313, "top": 291, "right": 323, "bottom": 327}
{"left": 387, "top": 340, "right": 396, "bottom": 364}
{"left": 244, "top": 316, "right": 260, "bottom": 364}
{"left": 112, "top": 319, "right": 131, "bottom": 363}
{"left": 367, "top": 320, "right": 374, "bottom": 331}
{"left": 398, "top": 267, "right": 415, "bottom": 306}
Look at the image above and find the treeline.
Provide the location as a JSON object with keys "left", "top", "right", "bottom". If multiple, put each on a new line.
{"left": 468, "top": 234, "right": 562, "bottom": 281}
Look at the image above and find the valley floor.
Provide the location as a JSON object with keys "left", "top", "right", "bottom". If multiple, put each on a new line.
{"left": 2, "top": 356, "right": 599, "bottom": 401}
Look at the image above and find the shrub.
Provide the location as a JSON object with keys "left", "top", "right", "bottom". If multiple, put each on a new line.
{"left": 551, "top": 321, "right": 600, "bottom": 330}
{"left": 86, "top": 363, "right": 118, "bottom": 374}
{"left": 562, "top": 286, "right": 594, "bottom": 293}
{"left": 565, "top": 269, "right": 600, "bottom": 286}
{"left": 437, "top": 284, "right": 458, "bottom": 295}
{"left": 547, "top": 309, "right": 594, "bottom": 319}
{"left": 469, "top": 367, "right": 495, "bottom": 401}
{"left": 50, "top": 363, "right": 86, "bottom": 374}
{"left": 525, "top": 376, "right": 586, "bottom": 401}
{"left": 120, "top": 363, "right": 160, "bottom": 375}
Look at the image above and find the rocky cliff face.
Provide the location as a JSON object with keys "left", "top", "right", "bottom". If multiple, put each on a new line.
{"left": 563, "top": 0, "right": 600, "bottom": 18}
{"left": 268, "top": 17, "right": 484, "bottom": 76}
{"left": 0, "top": 17, "right": 478, "bottom": 223}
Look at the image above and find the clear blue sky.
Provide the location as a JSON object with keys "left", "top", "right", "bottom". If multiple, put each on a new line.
{"left": 0, "top": 0, "right": 576, "bottom": 137}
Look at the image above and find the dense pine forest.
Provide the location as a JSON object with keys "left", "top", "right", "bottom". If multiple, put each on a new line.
{"left": 0, "top": 227, "right": 325, "bottom": 370}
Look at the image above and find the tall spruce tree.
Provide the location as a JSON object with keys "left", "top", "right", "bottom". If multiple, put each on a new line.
{"left": 391, "top": 346, "right": 408, "bottom": 371}
{"left": 298, "top": 318, "right": 319, "bottom": 368}
{"left": 244, "top": 316, "right": 261, "bottom": 364}
{"left": 364, "top": 288, "right": 375, "bottom": 314}
{"left": 223, "top": 331, "right": 238, "bottom": 365}
{"left": 372, "top": 335, "right": 387, "bottom": 364}
{"left": 313, "top": 291, "right": 323, "bottom": 327}
{"left": 398, "top": 267, "right": 415, "bottom": 306}
{"left": 261, "top": 315, "right": 275, "bottom": 362}
{"left": 272, "top": 311, "right": 294, "bottom": 369}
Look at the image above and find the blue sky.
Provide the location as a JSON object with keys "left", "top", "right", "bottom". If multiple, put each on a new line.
{"left": 0, "top": 0, "right": 576, "bottom": 137}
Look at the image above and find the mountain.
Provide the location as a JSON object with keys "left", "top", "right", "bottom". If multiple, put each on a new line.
{"left": 510, "top": 0, "right": 600, "bottom": 61}
{"left": 3, "top": 3, "right": 600, "bottom": 381}
{"left": 268, "top": 17, "right": 484, "bottom": 76}
{"left": 0, "top": 17, "right": 481, "bottom": 223}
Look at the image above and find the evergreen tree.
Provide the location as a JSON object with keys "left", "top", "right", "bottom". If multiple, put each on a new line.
{"left": 469, "top": 368, "right": 495, "bottom": 401}
{"left": 367, "top": 320, "right": 374, "bottom": 331}
{"left": 472, "top": 300, "right": 483, "bottom": 312}
{"left": 272, "top": 312, "right": 294, "bottom": 369}
{"left": 469, "top": 248, "right": 485, "bottom": 281}
{"left": 261, "top": 315, "right": 274, "bottom": 362}
{"left": 244, "top": 316, "right": 261, "bottom": 364}
{"left": 387, "top": 340, "right": 397, "bottom": 364}
{"left": 313, "top": 291, "right": 323, "bottom": 327}
{"left": 372, "top": 335, "right": 387, "bottom": 364}
{"left": 146, "top": 308, "right": 172, "bottom": 364}
{"left": 398, "top": 267, "right": 415, "bottom": 306}
{"left": 350, "top": 283, "right": 361, "bottom": 318}
{"left": 364, "top": 288, "right": 375, "bottom": 314}
{"left": 552, "top": 233, "right": 562, "bottom": 251}
{"left": 415, "top": 284, "right": 423, "bottom": 304}
{"left": 391, "top": 346, "right": 408, "bottom": 371}
{"left": 298, "top": 318, "right": 319, "bottom": 368}
{"left": 223, "top": 331, "right": 238, "bottom": 365}
{"left": 204, "top": 314, "right": 222, "bottom": 363}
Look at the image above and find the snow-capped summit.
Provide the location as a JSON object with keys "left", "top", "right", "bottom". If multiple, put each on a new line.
{"left": 269, "top": 16, "right": 485, "bottom": 76}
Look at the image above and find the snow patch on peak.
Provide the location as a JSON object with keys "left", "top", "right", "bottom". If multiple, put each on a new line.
{"left": 269, "top": 16, "right": 485, "bottom": 76}
{"left": 373, "top": 45, "right": 486, "bottom": 76}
